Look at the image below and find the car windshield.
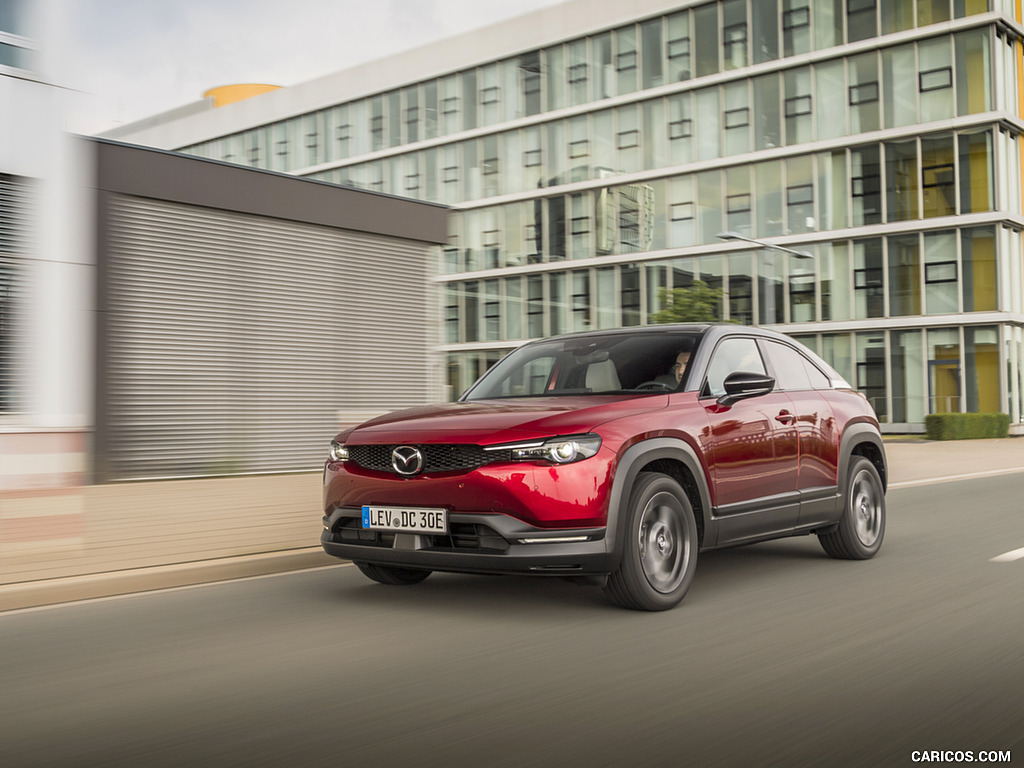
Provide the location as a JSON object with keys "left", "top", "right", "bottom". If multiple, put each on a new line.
{"left": 462, "top": 331, "right": 702, "bottom": 400}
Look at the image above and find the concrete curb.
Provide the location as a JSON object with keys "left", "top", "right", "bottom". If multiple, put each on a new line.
{"left": 0, "top": 548, "right": 340, "bottom": 613}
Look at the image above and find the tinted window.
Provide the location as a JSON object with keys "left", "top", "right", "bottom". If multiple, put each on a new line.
{"left": 704, "top": 337, "right": 767, "bottom": 397}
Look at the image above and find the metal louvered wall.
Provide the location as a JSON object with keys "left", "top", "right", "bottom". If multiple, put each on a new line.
{"left": 0, "top": 173, "right": 32, "bottom": 414}
{"left": 96, "top": 143, "right": 446, "bottom": 481}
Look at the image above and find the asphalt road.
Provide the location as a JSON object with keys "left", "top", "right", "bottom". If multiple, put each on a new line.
{"left": 1, "top": 474, "right": 1022, "bottom": 768}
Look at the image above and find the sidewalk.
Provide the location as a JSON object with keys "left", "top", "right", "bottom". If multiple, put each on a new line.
{"left": 882, "top": 436, "right": 1024, "bottom": 486}
{"left": 1, "top": 437, "right": 1021, "bottom": 613}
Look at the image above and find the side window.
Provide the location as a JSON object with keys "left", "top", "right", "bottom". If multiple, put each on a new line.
{"left": 763, "top": 341, "right": 813, "bottom": 391}
{"left": 703, "top": 337, "right": 767, "bottom": 397}
{"left": 803, "top": 358, "right": 832, "bottom": 389}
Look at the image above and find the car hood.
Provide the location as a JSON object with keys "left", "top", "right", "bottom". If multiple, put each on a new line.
{"left": 341, "top": 396, "right": 667, "bottom": 445}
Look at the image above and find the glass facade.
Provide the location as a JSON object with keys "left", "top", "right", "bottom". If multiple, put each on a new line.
{"left": 173, "top": 0, "right": 1024, "bottom": 428}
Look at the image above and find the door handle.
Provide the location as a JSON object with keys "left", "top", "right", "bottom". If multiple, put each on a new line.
{"left": 775, "top": 410, "right": 795, "bottom": 425}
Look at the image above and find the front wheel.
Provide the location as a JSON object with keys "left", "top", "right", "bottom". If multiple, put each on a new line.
{"left": 819, "top": 456, "right": 886, "bottom": 560}
{"left": 604, "top": 472, "right": 698, "bottom": 611}
{"left": 355, "top": 562, "right": 432, "bottom": 585}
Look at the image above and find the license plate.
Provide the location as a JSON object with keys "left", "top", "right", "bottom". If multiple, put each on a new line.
{"left": 362, "top": 505, "right": 447, "bottom": 534}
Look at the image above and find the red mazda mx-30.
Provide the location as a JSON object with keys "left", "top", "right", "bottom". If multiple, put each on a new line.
{"left": 322, "top": 324, "right": 887, "bottom": 611}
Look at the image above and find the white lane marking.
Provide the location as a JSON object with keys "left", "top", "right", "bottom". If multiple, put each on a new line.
{"left": 991, "top": 547, "right": 1024, "bottom": 563}
{"left": 0, "top": 563, "right": 354, "bottom": 618}
{"left": 890, "top": 467, "right": 1024, "bottom": 489}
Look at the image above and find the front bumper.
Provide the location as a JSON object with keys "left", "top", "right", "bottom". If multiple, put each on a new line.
{"left": 321, "top": 507, "right": 615, "bottom": 576}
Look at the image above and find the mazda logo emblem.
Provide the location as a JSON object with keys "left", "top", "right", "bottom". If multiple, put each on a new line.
{"left": 391, "top": 445, "right": 424, "bottom": 476}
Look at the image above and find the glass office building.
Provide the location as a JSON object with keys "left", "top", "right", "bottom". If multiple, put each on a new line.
{"left": 108, "top": 0, "right": 1024, "bottom": 431}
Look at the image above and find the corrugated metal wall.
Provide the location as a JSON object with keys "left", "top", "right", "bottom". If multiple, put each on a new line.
{"left": 101, "top": 193, "right": 440, "bottom": 481}
{"left": 0, "top": 173, "right": 32, "bottom": 413}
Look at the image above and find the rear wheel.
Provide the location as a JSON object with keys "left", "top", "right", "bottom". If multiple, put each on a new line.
{"left": 604, "top": 472, "right": 698, "bottom": 611}
{"left": 355, "top": 562, "right": 432, "bottom": 585}
{"left": 819, "top": 456, "right": 885, "bottom": 560}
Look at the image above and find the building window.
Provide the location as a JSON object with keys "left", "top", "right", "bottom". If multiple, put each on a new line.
{"left": 922, "top": 161, "right": 955, "bottom": 216}
{"left": 524, "top": 149, "right": 541, "bottom": 167}
{"left": 571, "top": 270, "right": 590, "bottom": 331}
{"left": 919, "top": 67, "right": 952, "bottom": 92}
{"left": 617, "top": 130, "right": 639, "bottom": 150}
{"left": 786, "top": 184, "right": 813, "bottom": 206}
{"left": 520, "top": 51, "right": 542, "bottom": 115}
{"left": 667, "top": 34, "right": 691, "bottom": 81}
{"left": 336, "top": 124, "right": 351, "bottom": 141}
{"left": 568, "top": 62, "right": 587, "bottom": 84}
{"left": 726, "top": 194, "right": 751, "bottom": 214}
{"left": 669, "top": 119, "right": 693, "bottom": 140}
{"left": 569, "top": 139, "right": 589, "bottom": 159}
{"left": 405, "top": 174, "right": 420, "bottom": 192}
{"left": 849, "top": 82, "right": 879, "bottom": 105}
{"left": 443, "top": 166, "right": 459, "bottom": 183}
{"left": 668, "top": 36, "right": 690, "bottom": 59}
{"left": 925, "top": 261, "right": 957, "bottom": 283}
{"left": 667, "top": 200, "right": 692, "bottom": 222}
{"left": 275, "top": 140, "right": 288, "bottom": 157}
{"left": 724, "top": 108, "right": 750, "bottom": 129}
{"left": 442, "top": 97, "right": 459, "bottom": 114}
{"left": 723, "top": 24, "right": 747, "bottom": 64}
{"left": 853, "top": 268, "right": 883, "bottom": 289}
{"left": 851, "top": 146, "right": 883, "bottom": 225}
{"left": 784, "top": 95, "right": 812, "bottom": 117}
{"left": 571, "top": 216, "right": 589, "bottom": 236}
{"left": 847, "top": 0, "right": 877, "bottom": 43}
{"left": 783, "top": 7, "right": 810, "bottom": 29}
{"left": 481, "top": 86, "right": 499, "bottom": 105}
{"left": 616, "top": 50, "right": 637, "bottom": 71}
{"left": 527, "top": 276, "right": 544, "bottom": 337}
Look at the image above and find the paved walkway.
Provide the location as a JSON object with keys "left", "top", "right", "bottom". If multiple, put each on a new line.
{"left": 1, "top": 437, "right": 1021, "bottom": 613}
{"left": 883, "top": 436, "right": 1024, "bottom": 487}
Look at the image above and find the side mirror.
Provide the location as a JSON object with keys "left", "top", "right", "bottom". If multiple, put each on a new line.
{"left": 717, "top": 371, "right": 776, "bottom": 406}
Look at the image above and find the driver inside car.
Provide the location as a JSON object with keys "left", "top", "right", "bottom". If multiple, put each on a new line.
{"left": 654, "top": 348, "right": 691, "bottom": 388}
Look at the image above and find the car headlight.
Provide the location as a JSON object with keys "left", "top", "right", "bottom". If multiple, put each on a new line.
{"left": 329, "top": 441, "right": 349, "bottom": 462}
{"left": 491, "top": 434, "right": 602, "bottom": 464}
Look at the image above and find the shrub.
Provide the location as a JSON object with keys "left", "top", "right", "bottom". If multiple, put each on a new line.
{"left": 923, "top": 412, "right": 1011, "bottom": 440}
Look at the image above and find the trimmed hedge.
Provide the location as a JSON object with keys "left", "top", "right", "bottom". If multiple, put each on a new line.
{"left": 924, "top": 412, "right": 1011, "bottom": 440}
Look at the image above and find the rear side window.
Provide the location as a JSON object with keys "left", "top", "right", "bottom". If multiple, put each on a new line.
{"left": 704, "top": 337, "right": 767, "bottom": 397}
{"left": 763, "top": 340, "right": 832, "bottom": 390}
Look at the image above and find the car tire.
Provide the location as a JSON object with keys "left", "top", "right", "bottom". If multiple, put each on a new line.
{"left": 355, "top": 563, "right": 432, "bottom": 585}
{"left": 604, "top": 472, "right": 698, "bottom": 611}
{"left": 819, "top": 456, "right": 886, "bottom": 560}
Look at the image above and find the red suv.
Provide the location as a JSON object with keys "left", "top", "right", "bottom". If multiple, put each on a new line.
{"left": 321, "top": 324, "right": 887, "bottom": 611}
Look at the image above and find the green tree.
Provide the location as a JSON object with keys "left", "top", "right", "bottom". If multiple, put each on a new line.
{"left": 649, "top": 280, "right": 730, "bottom": 324}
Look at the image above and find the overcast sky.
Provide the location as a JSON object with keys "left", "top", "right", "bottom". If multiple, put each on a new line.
{"left": 54, "top": 0, "right": 563, "bottom": 135}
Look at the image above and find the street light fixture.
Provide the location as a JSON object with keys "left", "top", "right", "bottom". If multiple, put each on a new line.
{"left": 716, "top": 231, "right": 814, "bottom": 259}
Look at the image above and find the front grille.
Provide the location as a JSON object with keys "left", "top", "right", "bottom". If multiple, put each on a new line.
{"left": 347, "top": 444, "right": 511, "bottom": 475}
{"left": 332, "top": 518, "right": 509, "bottom": 553}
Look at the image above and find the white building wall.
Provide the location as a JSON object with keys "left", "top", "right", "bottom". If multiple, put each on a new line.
{"left": 1, "top": 0, "right": 93, "bottom": 555}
